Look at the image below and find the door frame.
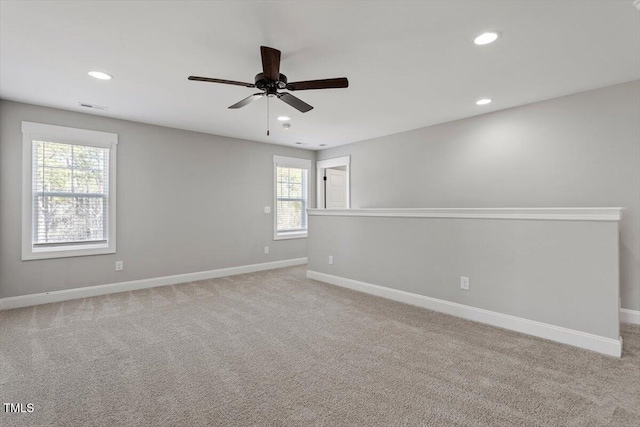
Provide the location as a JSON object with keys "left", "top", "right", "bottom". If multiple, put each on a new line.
{"left": 316, "top": 156, "right": 350, "bottom": 209}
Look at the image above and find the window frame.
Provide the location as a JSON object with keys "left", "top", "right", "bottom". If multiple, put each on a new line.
{"left": 273, "top": 155, "right": 311, "bottom": 241}
{"left": 21, "top": 121, "right": 117, "bottom": 260}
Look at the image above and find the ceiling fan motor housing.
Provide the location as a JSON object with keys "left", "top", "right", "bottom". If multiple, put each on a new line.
{"left": 255, "top": 73, "right": 287, "bottom": 95}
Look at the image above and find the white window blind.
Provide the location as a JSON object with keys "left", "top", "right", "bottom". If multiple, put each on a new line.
{"left": 32, "top": 140, "right": 109, "bottom": 246}
{"left": 22, "top": 121, "right": 117, "bottom": 260}
{"left": 274, "top": 156, "right": 310, "bottom": 239}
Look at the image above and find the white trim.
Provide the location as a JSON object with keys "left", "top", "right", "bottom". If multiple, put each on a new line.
{"left": 273, "top": 231, "right": 308, "bottom": 240}
{"left": 317, "top": 156, "right": 351, "bottom": 170}
{"left": 307, "top": 207, "right": 623, "bottom": 221}
{"left": 28, "top": 244, "right": 116, "bottom": 259}
{"left": 273, "top": 155, "right": 311, "bottom": 170}
{"left": 22, "top": 122, "right": 118, "bottom": 260}
{"left": 316, "top": 156, "right": 351, "bottom": 209}
{"left": 22, "top": 121, "right": 117, "bottom": 148}
{"left": 621, "top": 308, "right": 640, "bottom": 325}
{"left": 0, "top": 258, "right": 308, "bottom": 311}
{"left": 306, "top": 270, "right": 623, "bottom": 357}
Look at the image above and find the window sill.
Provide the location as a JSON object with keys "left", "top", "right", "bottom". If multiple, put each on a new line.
{"left": 22, "top": 244, "right": 115, "bottom": 261}
{"left": 274, "top": 232, "right": 308, "bottom": 241}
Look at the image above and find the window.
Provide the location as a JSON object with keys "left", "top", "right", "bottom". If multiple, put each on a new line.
{"left": 22, "top": 122, "right": 117, "bottom": 260}
{"left": 274, "top": 156, "right": 311, "bottom": 240}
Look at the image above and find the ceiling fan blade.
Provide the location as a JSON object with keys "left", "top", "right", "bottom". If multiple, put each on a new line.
{"left": 229, "top": 93, "right": 264, "bottom": 109}
{"left": 277, "top": 92, "right": 313, "bottom": 113}
{"left": 286, "top": 77, "right": 349, "bottom": 91}
{"left": 188, "top": 76, "right": 255, "bottom": 88}
{"left": 260, "top": 46, "right": 281, "bottom": 81}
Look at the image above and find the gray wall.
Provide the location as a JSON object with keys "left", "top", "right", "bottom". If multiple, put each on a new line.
{"left": 308, "top": 215, "right": 620, "bottom": 339}
{"left": 318, "top": 81, "right": 640, "bottom": 311}
{"left": 0, "top": 100, "right": 315, "bottom": 299}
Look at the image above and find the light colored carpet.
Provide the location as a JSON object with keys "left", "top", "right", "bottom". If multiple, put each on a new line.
{"left": 1, "top": 265, "right": 638, "bottom": 426}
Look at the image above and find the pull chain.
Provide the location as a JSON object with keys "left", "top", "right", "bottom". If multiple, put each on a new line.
{"left": 266, "top": 95, "right": 270, "bottom": 136}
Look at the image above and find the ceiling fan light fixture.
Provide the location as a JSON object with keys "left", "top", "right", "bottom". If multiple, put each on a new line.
{"left": 277, "top": 116, "right": 291, "bottom": 121}
{"left": 476, "top": 98, "right": 493, "bottom": 105}
{"left": 188, "top": 45, "right": 347, "bottom": 116}
{"left": 474, "top": 32, "right": 500, "bottom": 45}
{"left": 88, "top": 71, "right": 113, "bottom": 80}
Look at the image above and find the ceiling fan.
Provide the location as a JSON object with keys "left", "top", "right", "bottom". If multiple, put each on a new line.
{"left": 188, "top": 46, "right": 349, "bottom": 114}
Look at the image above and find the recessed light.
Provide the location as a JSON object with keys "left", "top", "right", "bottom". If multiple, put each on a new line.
{"left": 88, "top": 71, "right": 113, "bottom": 80}
{"left": 476, "top": 98, "right": 492, "bottom": 105}
{"left": 277, "top": 116, "right": 291, "bottom": 121}
{"left": 295, "top": 142, "right": 303, "bottom": 145}
{"left": 474, "top": 32, "right": 500, "bottom": 45}
{"left": 319, "top": 144, "right": 327, "bottom": 147}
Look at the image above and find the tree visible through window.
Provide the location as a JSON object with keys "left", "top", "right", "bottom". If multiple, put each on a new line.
{"left": 276, "top": 166, "right": 308, "bottom": 234}
{"left": 33, "top": 140, "right": 110, "bottom": 245}
{"left": 22, "top": 121, "right": 117, "bottom": 260}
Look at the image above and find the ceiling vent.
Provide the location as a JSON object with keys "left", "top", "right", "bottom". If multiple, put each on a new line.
{"left": 78, "top": 102, "right": 108, "bottom": 111}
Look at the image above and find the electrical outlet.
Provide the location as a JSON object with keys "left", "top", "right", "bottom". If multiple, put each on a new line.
{"left": 460, "top": 276, "right": 470, "bottom": 291}
{"left": 328, "top": 255, "right": 334, "bottom": 265}
{"left": 115, "top": 261, "right": 124, "bottom": 271}
{"left": 264, "top": 246, "right": 269, "bottom": 254}
{"left": 264, "top": 206, "right": 271, "bottom": 214}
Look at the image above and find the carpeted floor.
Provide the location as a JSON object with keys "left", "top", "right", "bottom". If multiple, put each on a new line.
{"left": 1, "top": 265, "right": 639, "bottom": 426}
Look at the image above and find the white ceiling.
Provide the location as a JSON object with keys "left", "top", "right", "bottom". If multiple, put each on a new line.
{"left": 1, "top": 1, "right": 638, "bottom": 150}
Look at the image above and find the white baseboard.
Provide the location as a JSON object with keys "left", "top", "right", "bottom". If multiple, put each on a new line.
{"left": 621, "top": 308, "right": 640, "bottom": 325}
{"left": 307, "top": 270, "right": 622, "bottom": 358}
{"left": 0, "top": 258, "right": 308, "bottom": 311}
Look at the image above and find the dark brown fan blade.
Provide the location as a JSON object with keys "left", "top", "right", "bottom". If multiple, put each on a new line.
{"left": 260, "top": 46, "right": 281, "bottom": 81}
{"left": 229, "top": 93, "right": 264, "bottom": 109}
{"left": 286, "top": 77, "right": 348, "bottom": 91}
{"left": 277, "top": 92, "right": 313, "bottom": 113}
{"left": 188, "top": 76, "right": 255, "bottom": 88}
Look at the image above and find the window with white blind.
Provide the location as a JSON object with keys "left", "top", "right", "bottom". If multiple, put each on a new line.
{"left": 273, "top": 156, "right": 311, "bottom": 240}
{"left": 22, "top": 122, "right": 117, "bottom": 260}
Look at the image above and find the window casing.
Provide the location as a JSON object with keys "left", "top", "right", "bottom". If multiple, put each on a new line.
{"left": 274, "top": 156, "right": 311, "bottom": 240}
{"left": 22, "top": 122, "right": 117, "bottom": 260}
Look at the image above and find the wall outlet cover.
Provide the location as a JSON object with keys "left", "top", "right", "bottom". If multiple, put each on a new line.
{"left": 115, "top": 261, "right": 124, "bottom": 271}
{"left": 460, "top": 276, "right": 470, "bottom": 290}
